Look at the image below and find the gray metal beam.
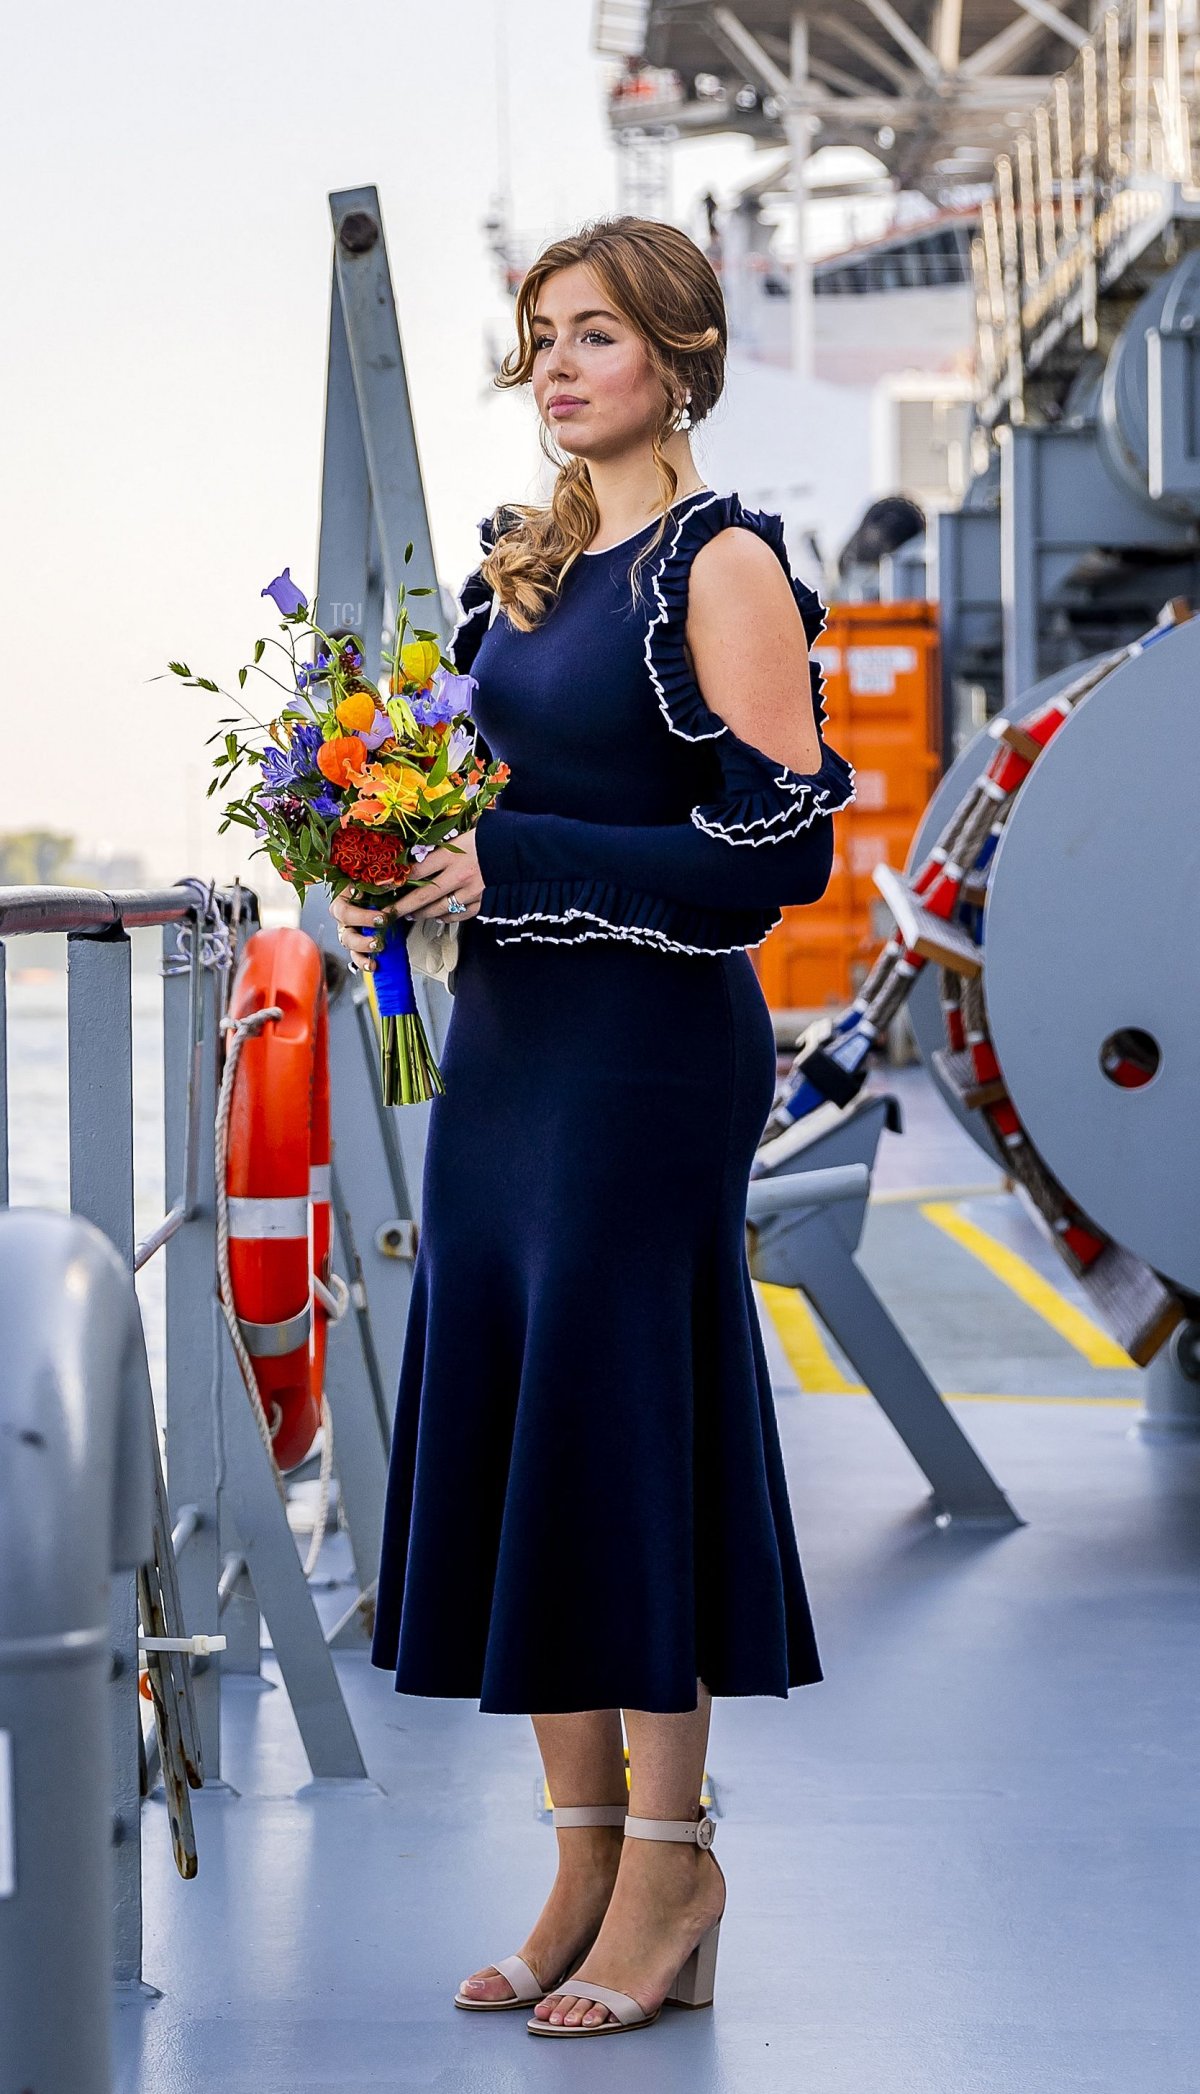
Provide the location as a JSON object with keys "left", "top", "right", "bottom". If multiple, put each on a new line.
{"left": 1004, "top": 0, "right": 1088, "bottom": 52}
{"left": 66, "top": 929, "right": 145, "bottom": 1985}
{"left": 855, "top": 0, "right": 944, "bottom": 81}
{"left": 326, "top": 186, "right": 437, "bottom": 621}
{"left": 162, "top": 925, "right": 228, "bottom": 1783}
{"left": 216, "top": 1317, "right": 368, "bottom": 1781}
{"left": 0, "top": 941, "right": 7, "bottom": 1206}
{"left": 749, "top": 1097, "right": 1019, "bottom": 1526}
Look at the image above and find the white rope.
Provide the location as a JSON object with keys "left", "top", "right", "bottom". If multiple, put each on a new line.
{"left": 214, "top": 1007, "right": 338, "bottom": 1577}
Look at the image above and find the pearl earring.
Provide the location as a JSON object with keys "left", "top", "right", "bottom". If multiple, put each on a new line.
{"left": 677, "top": 388, "right": 693, "bottom": 431}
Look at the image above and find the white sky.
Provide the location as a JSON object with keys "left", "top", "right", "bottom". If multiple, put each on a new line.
{"left": 2, "top": 1, "right": 870, "bottom": 886}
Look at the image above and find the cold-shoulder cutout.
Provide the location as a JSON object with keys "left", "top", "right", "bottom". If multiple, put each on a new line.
{"left": 642, "top": 489, "right": 856, "bottom": 842}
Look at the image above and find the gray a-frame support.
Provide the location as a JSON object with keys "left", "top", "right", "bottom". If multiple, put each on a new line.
{"left": 749, "top": 1097, "right": 1020, "bottom": 1526}
{"left": 163, "top": 926, "right": 367, "bottom": 1781}
{"left": 316, "top": 184, "right": 444, "bottom": 678}
{"left": 300, "top": 186, "right": 460, "bottom": 1643}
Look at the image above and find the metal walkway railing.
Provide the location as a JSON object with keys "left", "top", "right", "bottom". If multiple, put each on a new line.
{"left": 0, "top": 878, "right": 408, "bottom": 2017}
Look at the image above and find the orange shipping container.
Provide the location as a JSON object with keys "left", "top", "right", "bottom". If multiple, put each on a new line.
{"left": 752, "top": 600, "right": 942, "bottom": 1017}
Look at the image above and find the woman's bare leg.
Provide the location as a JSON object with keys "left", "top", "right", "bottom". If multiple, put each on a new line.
{"left": 457, "top": 1707, "right": 627, "bottom": 2002}
{"left": 531, "top": 1680, "right": 727, "bottom": 2028}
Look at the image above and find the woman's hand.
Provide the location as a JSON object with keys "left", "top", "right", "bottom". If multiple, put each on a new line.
{"left": 386, "top": 830, "right": 484, "bottom": 923}
{"left": 329, "top": 888, "right": 390, "bottom": 973}
{"left": 329, "top": 830, "right": 485, "bottom": 971}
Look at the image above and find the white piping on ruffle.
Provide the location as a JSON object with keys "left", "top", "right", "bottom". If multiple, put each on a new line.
{"left": 642, "top": 490, "right": 729, "bottom": 742}
{"left": 447, "top": 589, "right": 490, "bottom": 662}
{"left": 478, "top": 902, "right": 784, "bottom": 955}
{"left": 690, "top": 759, "right": 858, "bottom": 843}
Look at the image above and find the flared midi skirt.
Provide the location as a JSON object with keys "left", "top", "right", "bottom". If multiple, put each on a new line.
{"left": 368, "top": 922, "right": 823, "bottom": 1715}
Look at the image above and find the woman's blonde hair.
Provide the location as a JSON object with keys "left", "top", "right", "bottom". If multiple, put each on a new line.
{"left": 481, "top": 215, "right": 726, "bottom": 632}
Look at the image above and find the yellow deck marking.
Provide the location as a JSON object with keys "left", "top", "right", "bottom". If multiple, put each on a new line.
{"left": 807, "top": 1386, "right": 1140, "bottom": 1407}
{"left": 870, "top": 1180, "right": 1010, "bottom": 1205}
{"left": 757, "top": 1277, "right": 1137, "bottom": 1403}
{"left": 919, "top": 1202, "right": 1136, "bottom": 1368}
{"left": 756, "top": 1281, "right": 863, "bottom": 1393}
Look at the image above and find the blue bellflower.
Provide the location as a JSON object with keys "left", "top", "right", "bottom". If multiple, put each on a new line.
{"left": 262, "top": 568, "right": 308, "bottom": 618}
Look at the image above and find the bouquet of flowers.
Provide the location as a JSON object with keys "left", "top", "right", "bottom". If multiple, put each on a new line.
{"left": 164, "top": 546, "right": 510, "bottom": 1103}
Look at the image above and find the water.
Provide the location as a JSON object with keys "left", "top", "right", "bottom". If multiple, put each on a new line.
{"left": 5, "top": 931, "right": 168, "bottom": 1397}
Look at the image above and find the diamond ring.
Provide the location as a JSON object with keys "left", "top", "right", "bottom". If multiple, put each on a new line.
{"left": 446, "top": 895, "right": 467, "bottom": 916}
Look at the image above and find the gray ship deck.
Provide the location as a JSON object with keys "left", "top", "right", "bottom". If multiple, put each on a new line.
{"left": 117, "top": 1066, "right": 1200, "bottom": 2094}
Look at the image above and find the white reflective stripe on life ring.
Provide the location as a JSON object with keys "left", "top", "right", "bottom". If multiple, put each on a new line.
{"left": 227, "top": 1195, "right": 309, "bottom": 1240}
{"left": 237, "top": 1305, "right": 313, "bottom": 1357}
{"left": 309, "top": 1165, "right": 331, "bottom": 1203}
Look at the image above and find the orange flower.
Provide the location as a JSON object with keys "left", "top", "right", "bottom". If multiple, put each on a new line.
{"left": 335, "top": 691, "right": 377, "bottom": 733}
{"left": 347, "top": 761, "right": 423, "bottom": 825}
{"left": 317, "top": 735, "right": 368, "bottom": 787}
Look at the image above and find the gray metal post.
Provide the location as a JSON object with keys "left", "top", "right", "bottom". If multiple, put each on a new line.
{"left": 66, "top": 929, "right": 146, "bottom": 1982}
{"left": 998, "top": 424, "right": 1041, "bottom": 710}
{"left": 0, "top": 1209, "right": 155, "bottom": 2094}
{"left": 0, "top": 940, "right": 8, "bottom": 1205}
{"left": 162, "top": 924, "right": 229, "bottom": 1775}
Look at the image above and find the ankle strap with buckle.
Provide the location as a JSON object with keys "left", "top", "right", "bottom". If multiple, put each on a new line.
{"left": 624, "top": 1811, "right": 716, "bottom": 1849}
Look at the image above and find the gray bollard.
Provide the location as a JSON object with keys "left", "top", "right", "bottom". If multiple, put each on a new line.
{"left": 0, "top": 1209, "right": 155, "bottom": 2094}
{"left": 1136, "top": 1319, "right": 1200, "bottom": 1439}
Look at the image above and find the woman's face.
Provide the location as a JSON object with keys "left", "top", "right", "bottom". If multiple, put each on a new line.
{"left": 529, "top": 262, "right": 671, "bottom": 460}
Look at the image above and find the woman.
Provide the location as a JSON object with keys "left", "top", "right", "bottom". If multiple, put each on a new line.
{"left": 336, "top": 215, "right": 855, "bottom": 2039}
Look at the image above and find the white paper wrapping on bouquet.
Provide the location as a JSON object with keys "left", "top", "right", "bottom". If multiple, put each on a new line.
{"left": 405, "top": 914, "right": 459, "bottom": 993}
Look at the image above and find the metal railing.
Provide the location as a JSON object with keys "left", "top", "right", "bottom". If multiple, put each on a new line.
{"left": 0, "top": 880, "right": 255, "bottom": 1988}
{"left": 0, "top": 875, "right": 391, "bottom": 2005}
{"left": 973, "top": 0, "right": 1200, "bottom": 421}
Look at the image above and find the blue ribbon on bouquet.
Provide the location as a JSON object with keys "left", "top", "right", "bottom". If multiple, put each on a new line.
{"left": 374, "top": 919, "right": 418, "bottom": 1018}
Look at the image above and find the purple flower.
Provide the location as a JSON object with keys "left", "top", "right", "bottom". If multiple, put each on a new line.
{"left": 410, "top": 666, "right": 477, "bottom": 726}
{"left": 262, "top": 568, "right": 308, "bottom": 617}
{"left": 260, "top": 721, "right": 323, "bottom": 793}
{"left": 359, "top": 707, "right": 394, "bottom": 752}
{"left": 310, "top": 787, "right": 341, "bottom": 818}
{"left": 446, "top": 723, "right": 474, "bottom": 770}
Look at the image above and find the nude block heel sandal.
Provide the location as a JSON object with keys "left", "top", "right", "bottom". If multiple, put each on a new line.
{"left": 452, "top": 1802, "right": 627, "bottom": 2010}
{"left": 525, "top": 1803, "right": 724, "bottom": 2037}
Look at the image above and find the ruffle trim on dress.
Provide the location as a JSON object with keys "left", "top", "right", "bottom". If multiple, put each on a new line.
{"left": 447, "top": 506, "right": 519, "bottom": 675}
{"left": 642, "top": 490, "right": 858, "bottom": 844}
{"left": 476, "top": 876, "right": 781, "bottom": 955}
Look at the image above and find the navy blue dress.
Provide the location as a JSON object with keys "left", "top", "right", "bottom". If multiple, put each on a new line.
{"left": 369, "top": 487, "right": 856, "bottom": 1715}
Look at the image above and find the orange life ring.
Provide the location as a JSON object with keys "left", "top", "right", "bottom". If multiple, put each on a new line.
{"left": 224, "top": 927, "right": 332, "bottom": 1472}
